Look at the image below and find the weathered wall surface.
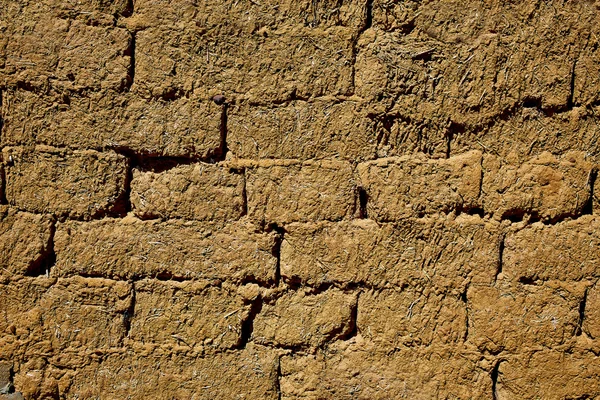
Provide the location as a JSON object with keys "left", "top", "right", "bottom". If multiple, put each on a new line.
{"left": 1, "top": 0, "right": 600, "bottom": 399}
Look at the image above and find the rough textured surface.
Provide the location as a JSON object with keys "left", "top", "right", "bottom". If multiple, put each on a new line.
{"left": 3, "top": 0, "right": 600, "bottom": 398}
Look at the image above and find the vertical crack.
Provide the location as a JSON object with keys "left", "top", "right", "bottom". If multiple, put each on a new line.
{"left": 26, "top": 218, "right": 56, "bottom": 277}
{"left": 123, "top": 283, "right": 136, "bottom": 336}
{"left": 574, "top": 287, "right": 588, "bottom": 336}
{"left": 239, "top": 297, "right": 263, "bottom": 348}
{"left": 491, "top": 360, "right": 503, "bottom": 400}
{"left": 364, "top": 0, "right": 373, "bottom": 30}
{"left": 267, "top": 224, "right": 286, "bottom": 285}
{"left": 460, "top": 285, "right": 469, "bottom": 341}
{"left": 495, "top": 234, "right": 505, "bottom": 283}
{"left": 583, "top": 167, "right": 597, "bottom": 215}
{"left": 567, "top": 58, "right": 577, "bottom": 110}
{"left": 123, "top": 32, "right": 136, "bottom": 91}
{"left": 275, "top": 356, "right": 282, "bottom": 400}
{"left": 355, "top": 186, "right": 368, "bottom": 219}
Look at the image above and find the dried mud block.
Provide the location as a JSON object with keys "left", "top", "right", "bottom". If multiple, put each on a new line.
{"left": 358, "top": 150, "right": 482, "bottom": 221}
{"left": 503, "top": 216, "right": 600, "bottom": 282}
{"left": 60, "top": 345, "right": 279, "bottom": 399}
{"left": 468, "top": 281, "right": 583, "bottom": 353}
{"left": 0, "top": 277, "right": 131, "bottom": 358}
{"left": 358, "top": 2, "right": 593, "bottom": 123}
{"left": 280, "top": 343, "right": 490, "bottom": 399}
{"left": 358, "top": 287, "right": 466, "bottom": 349}
{"left": 495, "top": 350, "right": 600, "bottom": 399}
{"left": 253, "top": 289, "right": 357, "bottom": 349}
{"left": 482, "top": 151, "right": 593, "bottom": 221}
{"left": 583, "top": 283, "right": 600, "bottom": 339}
{"left": 131, "top": 163, "right": 245, "bottom": 221}
{"left": 1, "top": 6, "right": 131, "bottom": 91}
{"left": 1, "top": 89, "right": 222, "bottom": 158}
{"left": 39, "top": 277, "right": 132, "bottom": 351}
{"left": 133, "top": 25, "right": 354, "bottom": 102}
{"left": 134, "top": 0, "right": 366, "bottom": 30}
{"left": 0, "top": 207, "right": 53, "bottom": 278}
{"left": 2, "top": 147, "right": 129, "bottom": 219}
{"left": 281, "top": 215, "right": 500, "bottom": 289}
{"left": 228, "top": 100, "right": 376, "bottom": 161}
{"left": 246, "top": 160, "right": 355, "bottom": 224}
{"left": 130, "top": 280, "right": 248, "bottom": 350}
{"left": 0, "top": 278, "right": 53, "bottom": 360}
{"left": 54, "top": 217, "right": 278, "bottom": 283}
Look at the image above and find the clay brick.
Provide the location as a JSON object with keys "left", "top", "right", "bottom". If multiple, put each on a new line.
{"left": 54, "top": 217, "right": 278, "bottom": 283}
{"left": 358, "top": 287, "right": 466, "bottom": 349}
{"left": 133, "top": 25, "right": 354, "bottom": 103}
{"left": 281, "top": 215, "right": 500, "bottom": 289}
{"left": 1, "top": 89, "right": 222, "bottom": 158}
{"left": 3, "top": 147, "right": 129, "bottom": 219}
{"left": 130, "top": 280, "right": 248, "bottom": 350}
{"left": 17, "top": 345, "right": 279, "bottom": 400}
{"left": 246, "top": 160, "right": 355, "bottom": 224}
{"left": 280, "top": 342, "right": 490, "bottom": 399}
{"left": 1, "top": 7, "right": 131, "bottom": 91}
{"left": 39, "top": 277, "right": 132, "bottom": 351}
{"left": 495, "top": 350, "right": 600, "bottom": 399}
{"left": 0, "top": 207, "right": 53, "bottom": 277}
{"left": 134, "top": 0, "right": 366, "bottom": 29}
{"left": 131, "top": 163, "right": 245, "bottom": 221}
{"left": 0, "top": 277, "right": 132, "bottom": 358}
{"left": 358, "top": 150, "right": 482, "bottom": 221}
{"left": 0, "top": 278, "right": 52, "bottom": 360}
{"left": 253, "top": 289, "right": 357, "bottom": 349}
{"left": 583, "top": 283, "right": 600, "bottom": 339}
{"left": 228, "top": 100, "right": 376, "bottom": 161}
{"left": 482, "top": 151, "right": 593, "bottom": 221}
{"left": 468, "top": 280, "right": 583, "bottom": 353}
{"left": 503, "top": 216, "right": 600, "bottom": 282}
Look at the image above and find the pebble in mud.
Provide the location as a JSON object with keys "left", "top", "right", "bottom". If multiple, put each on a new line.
{"left": 212, "top": 94, "right": 226, "bottom": 105}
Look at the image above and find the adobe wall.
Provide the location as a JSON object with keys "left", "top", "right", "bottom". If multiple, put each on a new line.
{"left": 1, "top": 1, "right": 600, "bottom": 398}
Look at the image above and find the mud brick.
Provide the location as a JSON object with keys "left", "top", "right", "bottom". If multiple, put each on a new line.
{"left": 468, "top": 280, "right": 583, "bottom": 353}
{"left": 228, "top": 100, "right": 376, "bottom": 161}
{"left": 0, "top": 207, "right": 53, "bottom": 278}
{"left": 131, "top": 163, "right": 245, "bottom": 221}
{"left": 482, "top": 151, "right": 593, "bottom": 221}
{"left": 358, "top": 287, "right": 466, "bottom": 349}
{"left": 495, "top": 350, "right": 600, "bottom": 399}
{"left": 130, "top": 280, "right": 248, "bottom": 350}
{"left": 281, "top": 215, "right": 500, "bottom": 289}
{"left": 1, "top": 5, "right": 131, "bottom": 91}
{"left": 0, "top": 277, "right": 131, "bottom": 358}
{"left": 246, "top": 160, "right": 355, "bottom": 224}
{"left": 358, "top": 150, "right": 482, "bottom": 221}
{"left": 133, "top": 24, "right": 354, "bottom": 103}
{"left": 503, "top": 216, "right": 600, "bottom": 282}
{"left": 3, "top": 146, "right": 129, "bottom": 219}
{"left": 0, "top": 278, "right": 53, "bottom": 360}
{"left": 280, "top": 342, "right": 490, "bottom": 399}
{"left": 16, "top": 345, "right": 279, "bottom": 400}
{"left": 39, "top": 277, "right": 132, "bottom": 351}
{"left": 134, "top": 0, "right": 366, "bottom": 30}
{"left": 253, "top": 289, "right": 356, "bottom": 349}
{"left": 1, "top": 90, "right": 222, "bottom": 158}
{"left": 54, "top": 217, "right": 278, "bottom": 283}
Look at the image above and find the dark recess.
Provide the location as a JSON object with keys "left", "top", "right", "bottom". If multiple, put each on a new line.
{"left": 25, "top": 221, "right": 57, "bottom": 277}
{"left": 574, "top": 288, "right": 588, "bottom": 337}
{"left": 491, "top": 360, "right": 503, "bottom": 400}
{"left": 239, "top": 298, "right": 263, "bottom": 348}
